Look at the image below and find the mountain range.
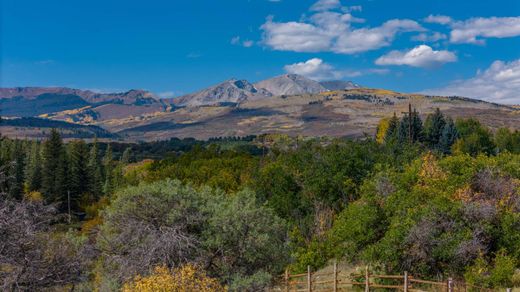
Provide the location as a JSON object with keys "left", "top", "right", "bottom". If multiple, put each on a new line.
{"left": 1, "top": 74, "right": 518, "bottom": 141}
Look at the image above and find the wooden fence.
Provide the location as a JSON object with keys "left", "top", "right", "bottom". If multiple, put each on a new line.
{"left": 280, "top": 263, "right": 511, "bottom": 292}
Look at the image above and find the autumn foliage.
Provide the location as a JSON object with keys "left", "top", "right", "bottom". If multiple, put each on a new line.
{"left": 122, "top": 265, "right": 226, "bottom": 292}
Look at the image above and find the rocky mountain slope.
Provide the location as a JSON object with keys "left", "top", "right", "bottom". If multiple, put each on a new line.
{"left": 167, "top": 79, "right": 272, "bottom": 107}
{"left": 255, "top": 74, "right": 327, "bottom": 96}
{"left": 1, "top": 76, "right": 519, "bottom": 141}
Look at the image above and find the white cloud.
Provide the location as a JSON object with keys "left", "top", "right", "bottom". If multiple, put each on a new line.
{"left": 450, "top": 16, "right": 520, "bottom": 44}
{"left": 412, "top": 32, "right": 447, "bottom": 42}
{"left": 284, "top": 58, "right": 390, "bottom": 80}
{"left": 261, "top": 13, "right": 424, "bottom": 54}
{"left": 333, "top": 19, "right": 424, "bottom": 54}
{"left": 284, "top": 58, "right": 341, "bottom": 80}
{"left": 375, "top": 45, "right": 457, "bottom": 68}
{"left": 310, "top": 0, "right": 341, "bottom": 12}
{"left": 424, "top": 14, "right": 453, "bottom": 25}
{"left": 424, "top": 59, "right": 520, "bottom": 104}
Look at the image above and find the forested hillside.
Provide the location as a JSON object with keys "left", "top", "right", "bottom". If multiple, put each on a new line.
{"left": 1, "top": 108, "right": 520, "bottom": 290}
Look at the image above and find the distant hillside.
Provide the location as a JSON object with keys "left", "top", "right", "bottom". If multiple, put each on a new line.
{"left": 0, "top": 117, "right": 117, "bottom": 139}
{"left": 0, "top": 87, "right": 163, "bottom": 117}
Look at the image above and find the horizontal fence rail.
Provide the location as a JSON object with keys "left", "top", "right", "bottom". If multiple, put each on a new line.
{"left": 279, "top": 263, "right": 506, "bottom": 292}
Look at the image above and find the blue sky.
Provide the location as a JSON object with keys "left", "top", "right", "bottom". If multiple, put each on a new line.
{"left": 2, "top": 0, "right": 520, "bottom": 103}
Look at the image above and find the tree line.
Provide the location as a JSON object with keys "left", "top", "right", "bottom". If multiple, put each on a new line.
{"left": 0, "top": 129, "right": 134, "bottom": 214}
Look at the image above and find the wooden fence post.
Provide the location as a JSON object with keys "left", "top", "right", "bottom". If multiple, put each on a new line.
{"left": 404, "top": 271, "right": 408, "bottom": 292}
{"left": 365, "top": 265, "right": 369, "bottom": 292}
{"left": 285, "top": 269, "right": 289, "bottom": 292}
{"left": 447, "top": 277, "right": 453, "bottom": 292}
{"left": 333, "top": 260, "right": 337, "bottom": 292}
{"left": 307, "top": 265, "right": 312, "bottom": 292}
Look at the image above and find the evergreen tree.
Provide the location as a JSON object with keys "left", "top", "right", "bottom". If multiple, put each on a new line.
{"left": 384, "top": 113, "right": 400, "bottom": 143}
{"left": 439, "top": 118, "right": 458, "bottom": 154}
{"left": 397, "top": 109, "right": 423, "bottom": 144}
{"left": 120, "top": 147, "right": 134, "bottom": 164}
{"left": 424, "top": 108, "right": 446, "bottom": 149}
{"left": 103, "top": 144, "right": 114, "bottom": 194}
{"left": 68, "top": 140, "right": 90, "bottom": 211}
{"left": 8, "top": 141, "right": 26, "bottom": 199}
{"left": 88, "top": 140, "right": 103, "bottom": 198}
{"left": 24, "top": 141, "right": 42, "bottom": 192}
{"left": 41, "top": 129, "right": 68, "bottom": 208}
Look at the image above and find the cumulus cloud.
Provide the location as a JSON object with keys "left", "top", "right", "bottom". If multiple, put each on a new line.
{"left": 424, "top": 59, "right": 520, "bottom": 104}
{"left": 424, "top": 14, "right": 453, "bottom": 25}
{"left": 450, "top": 16, "right": 520, "bottom": 44}
{"left": 261, "top": 13, "right": 424, "bottom": 54}
{"left": 375, "top": 45, "right": 457, "bottom": 68}
{"left": 284, "top": 58, "right": 389, "bottom": 80}
{"left": 284, "top": 58, "right": 342, "bottom": 80}
{"left": 310, "top": 0, "right": 341, "bottom": 12}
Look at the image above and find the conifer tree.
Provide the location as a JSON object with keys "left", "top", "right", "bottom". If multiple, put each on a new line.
{"left": 384, "top": 113, "right": 400, "bottom": 143}
{"left": 120, "top": 147, "right": 134, "bottom": 164}
{"left": 439, "top": 118, "right": 458, "bottom": 154}
{"left": 424, "top": 108, "right": 446, "bottom": 149}
{"left": 24, "top": 141, "right": 42, "bottom": 192}
{"left": 68, "top": 140, "right": 90, "bottom": 211}
{"left": 103, "top": 144, "right": 114, "bottom": 194}
{"left": 397, "top": 109, "right": 423, "bottom": 144}
{"left": 88, "top": 139, "right": 103, "bottom": 198}
{"left": 41, "top": 129, "right": 68, "bottom": 208}
{"left": 8, "top": 141, "right": 26, "bottom": 199}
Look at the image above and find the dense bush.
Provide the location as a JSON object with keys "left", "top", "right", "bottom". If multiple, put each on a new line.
{"left": 96, "top": 180, "right": 288, "bottom": 290}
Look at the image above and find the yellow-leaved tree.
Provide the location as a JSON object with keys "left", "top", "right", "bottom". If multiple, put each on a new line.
{"left": 122, "top": 264, "right": 226, "bottom": 292}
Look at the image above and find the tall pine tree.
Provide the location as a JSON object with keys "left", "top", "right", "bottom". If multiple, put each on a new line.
{"left": 41, "top": 129, "right": 68, "bottom": 209}
{"left": 439, "top": 118, "right": 458, "bottom": 154}
{"left": 424, "top": 108, "right": 446, "bottom": 149}
{"left": 8, "top": 140, "right": 26, "bottom": 199}
{"left": 103, "top": 144, "right": 114, "bottom": 194}
{"left": 24, "top": 141, "right": 42, "bottom": 192}
{"left": 397, "top": 109, "right": 423, "bottom": 144}
{"left": 88, "top": 139, "right": 103, "bottom": 199}
{"left": 68, "top": 140, "right": 90, "bottom": 211}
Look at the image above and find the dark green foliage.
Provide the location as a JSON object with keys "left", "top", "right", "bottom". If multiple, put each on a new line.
{"left": 88, "top": 140, "right": 103, "bottom": 199}
{"left": 495, "top": 128, "right": 520, "bottom": 154}
{"left": 68, "top": 140, "right": 90, "bottom": 211}
{"left": 453, "top": 118, "right": 495, "bottom": 156}
{"left": 102, "top": 144, "right": 114, "bottom": 194}
{"left": 8, "top": 141, "right": 26, "bottom": 199}
{"left": 120, "top": 147, "right": 134, "bottom": 164}
{"left": 41, "top": 129, "right": 68, "bottom": 208}
{"left": 424, "top": 108, "right": 446, "bottom": 149}
{"left": 439, "top": 117, "right": 458, "bottom": 154}
{"left": 25, "top": 141, "right": 42, "bottom": 192}
{"left": 398, "top": 109, "right": 424, "bottom": 144}
{"left": 97, "top": 180, "right": 288, "bottom": 290}
{"left": 384, "top": 113, "right": 399, "bottom": 143}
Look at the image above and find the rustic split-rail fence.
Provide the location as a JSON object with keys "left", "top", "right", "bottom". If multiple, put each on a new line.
{"left": 280, "top": 263, "right": 513, "bottom": 292}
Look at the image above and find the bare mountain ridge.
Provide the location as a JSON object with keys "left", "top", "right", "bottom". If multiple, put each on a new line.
{"left": 168, "top": 74, "right": 348, "bottom": 107}
{"left": 0, "top": 87, "right": 159, "bottom": 105}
